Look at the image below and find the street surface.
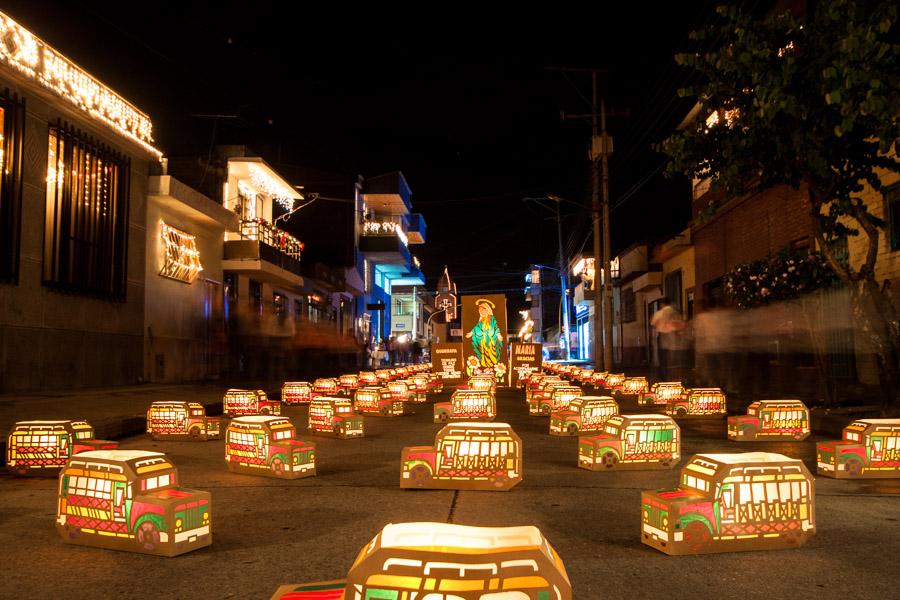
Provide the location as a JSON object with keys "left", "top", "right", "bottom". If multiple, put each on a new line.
{"left": 2, "top": 387, "right": 899, "bottom": 599}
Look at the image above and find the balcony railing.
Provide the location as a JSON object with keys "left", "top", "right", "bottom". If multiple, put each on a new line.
{"left": 241, "top": 218, "right": 304, "bottom": 260}
{"left": 361, "top": 219, "right": 408, "bottom": 245}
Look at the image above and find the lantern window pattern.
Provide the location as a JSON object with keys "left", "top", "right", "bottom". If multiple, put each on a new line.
{"left": 728, "top": 399, "right": 810, "bottom": 442}
{"left": 312, "top": 378, "right": 339, "bottom": 398}
{"left": 146, "top": 401, "right": 220, "bottom": 441}
{"left": 308, "top": 398, "right": 364, "bottom": 439}
{"left": 7, "top": 420, "right": 117, "bottom": 477}
{"left": 666, "top": 388, "right": 727, "bottom": 417}
{"left": 281, "top": 381, "right": 313, "bottom": 405}
{"left": 434, "top": 390, "right": 496, "bottom": 423}
{"left": 579, "top": 414, "right": 680, "bottom": 470}
{"left": 225, "top": 416, "right": 315, "bottom": 479}
{"left": 620, "top": 376, "right": 649, "bottom": 396}
{"left": 386, "top": 380, "right": 413, "bottom": 403}
{"left": 604, "top": 373, "right": 626, "bottom": 391}
{"left": 223, "top": 389, "right": 280, "bottom": 417}
{"left": 640, "top": 381, "right": 684, "bottom": 406}
{"left": 354, "top": 386, "right": 408, "bottom": 417}
{"left": 816, "top": 418, "right": 900, "bottom": 478}
{"left": 338, "top": 374, "right": 360, "bottom": 393}
{"left": 358, "top": 371, "right": 379, "bottom": 386}
{"left": 550, "top": 396, "right": 619, "bottom": 436}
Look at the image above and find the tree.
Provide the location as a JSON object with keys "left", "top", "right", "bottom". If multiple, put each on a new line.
{"left": 660, "top": 0, "right": 900, "bottom": 413}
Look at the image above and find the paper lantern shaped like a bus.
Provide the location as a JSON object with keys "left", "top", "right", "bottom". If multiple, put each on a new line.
{"left": 640, "top": 381, "right": 685, "bottom": 406}
{"left": 281, "top": 381, "right": 313, "bottom": 405}
{"left": 590, "top": 371, "right": 609, "bottom": 388}
{"left": 408, "top": 375, "right": 430, "bottom": 402}
{"left": 354, "top": 386, "right": 409, "bottom": 416}
{"left": 575, "top": 368, "right": 594, "bottom": 385}
{"left": 641, "top": 452, "right": 815, "bottom": 555}
{"left": 308, "top": 398, "right": 365, "bottom": 438}
{"left": 375, "top": 369, "right": 394, "bottom": 383}
{"left": 386, "top": 380, "right": 414, "bottom": 404}
{"left": 146, "top": 401, "right": 221, "bottom": 441}
{"left": 579, "top": 414, "right": 680, "bottom": 470}
{"left": 401, "top": 422, "right": 523, "bottom": 491}
{"left": 817, "top": 418, "right": 900, "bottom": 478}
{"left": 223, "top": 389, "right": 281, "bottom": 417}
{"left": 57, "top": 450, "right": 211, "bottom": 556}
{"left": 467, "top": 375, "right": 496, "bottom": 395}
{"left": 526, "top": 375, "right": 561, "bottom": 403}
{"left": 7, "top": 420, "right": 118, "bottom": 477}
{"left": 666, "top": 388, "right": 727, "bottom": 417}
{"left": 395, "top": 366, "right": 410, "bottom": 378}
{"left": 358, "top": 371, "right": 378, "bottom": 386}
{"left": 225, "top": 416, "right": 316, "bottom": 479}
{"left": 529, "top": 380, "right": 568, "bottom": 413}
{"left": 433, "top": 390, "right": 496, "bottom": 423}
{"left": 270, "top": 522, "right": 571, "bottom": 600}
{"left": 312, "top": 378, "right": 340, "bottom": 398}
{"left": 338, "top": 374, "right": 360, "bottom": 394}
{"left": 550, "top": 396, "right": 619, "bottom": 436}
{"left": 530, "top": 384, "right": 581, "bottom": 416}
{"left": 619, "top": 376, "right": 649, "bottom": 397}
{"left": 604, "top": 373, "right": 626, "bottom": 391}
{"left": 424, "top": 372, "right": 444, "bottom": 394}
{"left": 728, "top": 399, "right": 810, "bottom": 442}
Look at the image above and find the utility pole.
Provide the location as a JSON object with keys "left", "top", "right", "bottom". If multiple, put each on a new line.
{"left": 554, "top": 197, "right": 572, "bottom": 361}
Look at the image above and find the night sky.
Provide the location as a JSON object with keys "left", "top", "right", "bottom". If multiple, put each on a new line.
{"left": 5, "top": 1, "right": 730, "bottom": 310}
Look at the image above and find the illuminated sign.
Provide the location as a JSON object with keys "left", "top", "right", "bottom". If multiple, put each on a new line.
{"left": 159, "top": 222, "right": 203, "bottom": 283}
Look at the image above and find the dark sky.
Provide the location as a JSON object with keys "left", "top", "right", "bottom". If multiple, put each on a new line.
{"left": 5, "top": 1, "right": 728, "bottom": 305}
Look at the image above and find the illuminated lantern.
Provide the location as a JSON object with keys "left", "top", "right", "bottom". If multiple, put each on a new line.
{"left": 433, "top": 390, "right": 496, "bottom": 423}
{"left": 579, "top": 414, "right": 679, "bottom": 470}
{"left": 358, "top": 371, "right": 378, "bottom": 386}
{"left": 604, "top": 373, "right": 626, "bottom": 391}
{"left": 7, "top": 420, "right": 117, "bottom": 477}
{"left": 402, "top": 422, "right": 522, "bottom": 490}
{"left": 526, "top": 374, "right": 561, "bottom": 404}
{"left": 619, "top": 376, "right": 649, "bottom": 397}
{"left": 375, "top": 369, "right": 393, "bottom": 383}
{"left": 281, "top": 381, "right": 313, "bottom": 405}
{"left": 312, "top": 378, "right": 339, "bottom": 398}
{"left": 467, "top": 375, "right": 496, "bottom": 396}
{"left": 425, "top": 372, "right": 444, "bottom": 394}
{"left": 338, "top": 374, "right": 360, "bottom": 394}
{"left": 223, "top": 389, "right": 281, "bottom": 417}
{"left": 57, "top": 450, "right": 211, "bottom": 556}
{"left": 270, "top": 522, "right": 571, "bottom": 600}
{"left": 640, "top": 381, "right": 684, "bottom": 406}
{"left": 406, "top": 376, "right": 429, "bottom": 403}
{"left": 817, "top": 419, "right": 900, "bottom": 478}
{"left": 590, "top": 371, "right": 609, "bottom": 388}
{"left": 641, "top": 452, "right": 815, "bottom": 555}
{"left": 528, "top": 381, "right": 571, "bottom": 415}
{"left": 550, "top": 396, "right": 619, "bottom": 436}
{"left": 225, "top": 416, "right": 315, "bottom": 478}
{"left": 146, "top": 401, "right": 221, "bottom": 441}
{"left": 728, "top": 399, "right": 810, "bottom": 441}
{"left": 354, "top": 386, "right": 409, "bottom": 416}
{"left": 395, "top": 366, "right": 410, "bottom": 378}
{"left": 666, "top": 388, "right": 727, "bottom": 417}
{"left": 308, "top": 398, "right": 365, "bottom": 438}
{"left": 576, "top": 368, "right": 594, "bottom": 385}
{"left": 387, "top": 380, "right": 414, "bottom": 404}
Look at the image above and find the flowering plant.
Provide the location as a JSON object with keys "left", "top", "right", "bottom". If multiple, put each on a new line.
{"left": 724, "top": 249, "right": 839, "bottom": 309}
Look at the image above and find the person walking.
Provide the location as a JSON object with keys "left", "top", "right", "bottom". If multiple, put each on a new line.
{"left": 651, "top": 297, "right": 685, "bottom": 379}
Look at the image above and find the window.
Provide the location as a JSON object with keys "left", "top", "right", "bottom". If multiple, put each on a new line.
{"left": 664, "top": 270, "right": 683, "bottom": 313}
{"left": 249, "top": 279, "right": 262, "bottom": 313}
{"left": 0, "top": 91, "right": 25, "bottom": 283}
{"left": 886, "top": 183, "right": 900, "bottom": 251}
{"left": 622, "top": 288, "right": 636, "bottom": 323}
{"left": 44, "top": 123, "right": 130, "bottom": 299}
{"left": 273, "top": 292, "right": 287, "bottom": 318}
{"left": 395, "top": 300, "right": 408, "bottom": 316}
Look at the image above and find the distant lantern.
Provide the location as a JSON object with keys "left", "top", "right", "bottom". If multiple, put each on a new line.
{"left": 817, "top": 418, "right": 900, "bottom": 478}
{"left": 728, "top": 399, "right": 810, "bottom": 441}
{"left": 308, "top": 398, "right": 365, "bottom": 438}
{"left": 223, "top": 389, "right": 281, "bottom": 417}
{"left": 433, "top": 389, "right": 496, "bottom": 423}
{"left": 641, "top": 452, "right": 815, "bottom": 555}
{"left": 579, "top": 414, "right": 680, "bottom": 470}
{"left": 590, "top": 371, "right": 609, "bottom": 388}
{"left": 467, "top": 375, "right": 496, "bottom": 396}
{"left": 57, "top": 450, "right": 211, "bottom": 556}
{"left": 338, "top": 374, "right": 360, "bottom": 394}
{"left": 408, "top": 375, "right": 430, "bottom": 402}
{"left": 604, "top": 373, "right": 626, "bottom": 391}
{"left": 386, "top": 380, "right": 414, "bottom": 404}
{"left": 146, "top": 401, "right": 221, "bottom": 441}
{"left": 281, "top": 381, "right": 313, "bottom": 405}
{"left": 271, "top": 522, "right": 571, "bottom": 600}
{"left": 358, "top": 371, "right": 378, "bottom": 386}
{"left": 550, "top": 396, "right": 619, "bottom": 436}
{"left": 529, "top": 381, "right": 574, "bottom": 415}
{"left": 620, "top": 376, "right": 649, "bottom": 397}
{"left": 526, "top": 375, "right": 561, "bottom": 404}
{"left": 225, "top": 416, "right": 315, "bottom": 479}
{"left": 375, "top": 369, "right": 394, "bottom": 383}
{"left": 575, "top": 368, "right": 594, "bottom": 385}
{"left": 6, "top": 420, "right": 118, "bottom": 477}
{"left": 354, "top": 386, "right": 408, "bottom": 416}
{"left": 312, "top": 378, "right": 339, "bottom": 398}
{"left": 640, "top": 381, "right": 684, "bottom": 406}
{"left": 425, "top": 372, "right": 444, "bottom": 394}
{"left": 666, "top": 388, "right": 727, "bottom": 417}
{"left": 402, "top": 422, "right": 522, "bottom": 491}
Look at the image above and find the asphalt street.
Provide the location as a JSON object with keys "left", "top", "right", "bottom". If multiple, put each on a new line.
{"left": 2, "top": 388, "right": 898, "bottom": 599}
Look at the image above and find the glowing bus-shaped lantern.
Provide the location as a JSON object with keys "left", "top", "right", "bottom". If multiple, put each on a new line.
{"left": 281, "top": 381, "right": 313, "bottom": 405}
{"left": 57, "top": 450, "right": 211, "bottom": 556}
{"left": 425, "top": 372, "right": 444, "bottom": 394}
{"left": 529, "top": 383, "right": 579, "bottom": 415}
{"left": 375, "top": 369, "right": 394, "bottom": 383}
{"left": 467, "top": 375, "right": 496, "bottom": 395}
{"left": 579, "top": 414, "right": 679, "bottom": 470}
{"left": 312, "top": 378, "right": 339, "bottom": 398}
{"left": 575, "top": 368, "right": 594, "bottom": 385}
{"left": 728, "top": 399, "right": 810, "bottom": 442}
{"left": 146, "top": 401, "right": 221, "bottom": 441}
{"left": 640, "top": 381, "right": 684, "bottom": 406}
{"left": 817, "top": 419, "right": 900, "bottom": 478}
{"left": 408, "top": 375, "right": 430, "bottom": 402}
{"left": 358, "top": 371, "right": 378, "bottom": 386}
{"left": 271, "top": 522, "right": 571, "bottom": 600}
{"left": 7, "top": 420, "right": 118, "bottom": 477}
{"left": 620, "top": 376, "right": 649, "bottom": 397}
{"left": 433, "top": 390, "right": 496, "bottom": 423}
{"left": 604, "top": 373, "right": 625, "bottom": 391}
{"left": 550, "top": 396, "right": 619, "bottom": 436}
{"left": 223, "top": 389, "right": 281, "bottom": 417}
{"left": 590, "top": 371, "right": 609, "bottom": 388}
{"left": 354, "top": 386, "right": 408, "bottom": 416}
{"left": 395, "top": 366, "right": 410, "bottom": 378}
{"left": 308, "top": 398, "right": 364, "bottom": 439}
{"left": 338, "top": 374, "right": 360, "bottom": 394}
{"left": 642, "top": 452, "right": 815, "bottom": 555}
{"left": 666, "top": 388, "right": 727, "bottom": 417}
{"left": 225, "top": 416, "right": 315, "bottom": 479}
{"left": 402, "top": 422, "right": 523, "bottom": 491}
{"left": 387, "top": 380, "right": 414, "bottom": 404}
{"left": 526, "top": 374, "right": 561, "bottom": 403}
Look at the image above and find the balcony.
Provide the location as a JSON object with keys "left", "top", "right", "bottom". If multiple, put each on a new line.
{"left": 223, "top": 219, "right": 305, "bottom": 286}
{"left": 632, "top": 271, "right": 662, "bottom": 293}
{"left": 405, "top": 213, "right": 426, "bottom": 244}
{"left": 359, "top": 231, "right": 411, "bottom": 266}
{"left": 362, "top": 171, "right": 412, "bottom": 215}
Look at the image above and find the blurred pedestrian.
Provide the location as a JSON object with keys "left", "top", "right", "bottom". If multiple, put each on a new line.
{"left": 651, "top": 297, "right": 685, "bottom": 379}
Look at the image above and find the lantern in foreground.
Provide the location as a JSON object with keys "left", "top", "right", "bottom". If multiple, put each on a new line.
{"left": 354, "top": 386, "right": 408, "bottom": 416}
{"left": 358, "top": 371, "right": 378, "bottom": 386}
{"left": 604, "top": 373, "right": 626, "bottom": 391}
{"left": 619, "top": 376, "right": 649, "bottom": 397}
{"left": 338, "top": 374, "right": 360, "bottom": 394}
{"left": 550, "top": 396, "right": 619, "bottom": 436}
{"left": 7, "top": 420, "right": 118, "bottom": 477}
{"left": 281, "top": 381, "right": 313, "bottom": 405}
{"left": 401, "top": 422, "right": 522, "bottom": 490}
{"left": 640, "top": 381, "right": 684, "bottom": 406}
{"left": 146, "top": 401, "right": 221, "bottom": 441}
{"left": 308, "top": 398, "right": 364, "bottom": 438}
{"left": 817, "top": 418, "right": 900, "bottom": 478}
{"left": 223, "top": 389, "right": 281, "bottom": 417}
{"left": 433, "top": 389, "right": 496, "bottom": 423}
{"left": 225, "top": 416, "right": 315, "bottom": 478}
{"left": 312, "top": 378, "right": 339, "bottom": 398}
{"left": 528, "top": 382, "right": 574, "bottom": 415}
{"left": 666, "top": 388, "right": 727, "bottom": 417}
{"left": 641, "top": 452, "right": 815, "bottom": 555}
{"left": 57, "top": 450, "right": 211, "bottom": 556}
{"left": 270, "top": 522, "right": 571, "bottom": 600}
{"left": 579, "top": 414, "right": 679, "bottom": 470}
{"left": 728, "top": 399, "right": 810, "bottom": 441}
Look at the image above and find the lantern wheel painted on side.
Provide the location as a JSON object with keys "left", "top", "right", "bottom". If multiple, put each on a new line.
{"left": 683, "top": 521, "right": 711, "bottom": 552}
{"left": 409, "top": 465, "right": 432, "bottom": 487}
{"left": 675, "top": 407, "right": 688, "bottom": 417}
{"left": 137, "top": 521, "right": 161, "bottom": 552}
{"left": 567, "top": 423, "right": 578, "bottom": 435}
{"left": 489, "top": 473, "right": 509, "bottom": 489}
{"left": 64, "top": 524, "right": 79, "bottom": 540}
{"left": 845, "top": 458, "right": 863, "bottom": 477}
{"left": 792, "top": 431, "right": 805, "bottom": 441}
{"left": 541, "top": 405, "right": 551, "bottom": 415}
{"left": 189, "top": 426, "right": 201, "bottom": 440}
{"left": 782, "top": 530, "right": 801, "bottom": 545}
{"left": 260, "top": 407, "right": 270, "bottom": 415}
{"left": 602, "top": 451, "right": 618, "bottom": 469}
{"left": 380, "top": 405, "right": 391, "bottom": 416}
{"left": 271, "top": 457, "right": 285, "bottom": 475}
{"left": 741, "top": 425, "right": 758, "bottom": 440}
{"left": 439, "top": 412, "right": 449, "bottom": 422}
{"left": 333, "top": 424, "right": 342, "bottom": 436}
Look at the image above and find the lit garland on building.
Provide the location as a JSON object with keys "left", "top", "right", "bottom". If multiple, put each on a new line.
{"left": 0, "top": 11, "right": 162, "bottom": 159}
{"left": 160, "top": 222, "right": 203, "bottom": 283}
{"left": 248, "top": 163, "right": 296, "bottom": 211}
